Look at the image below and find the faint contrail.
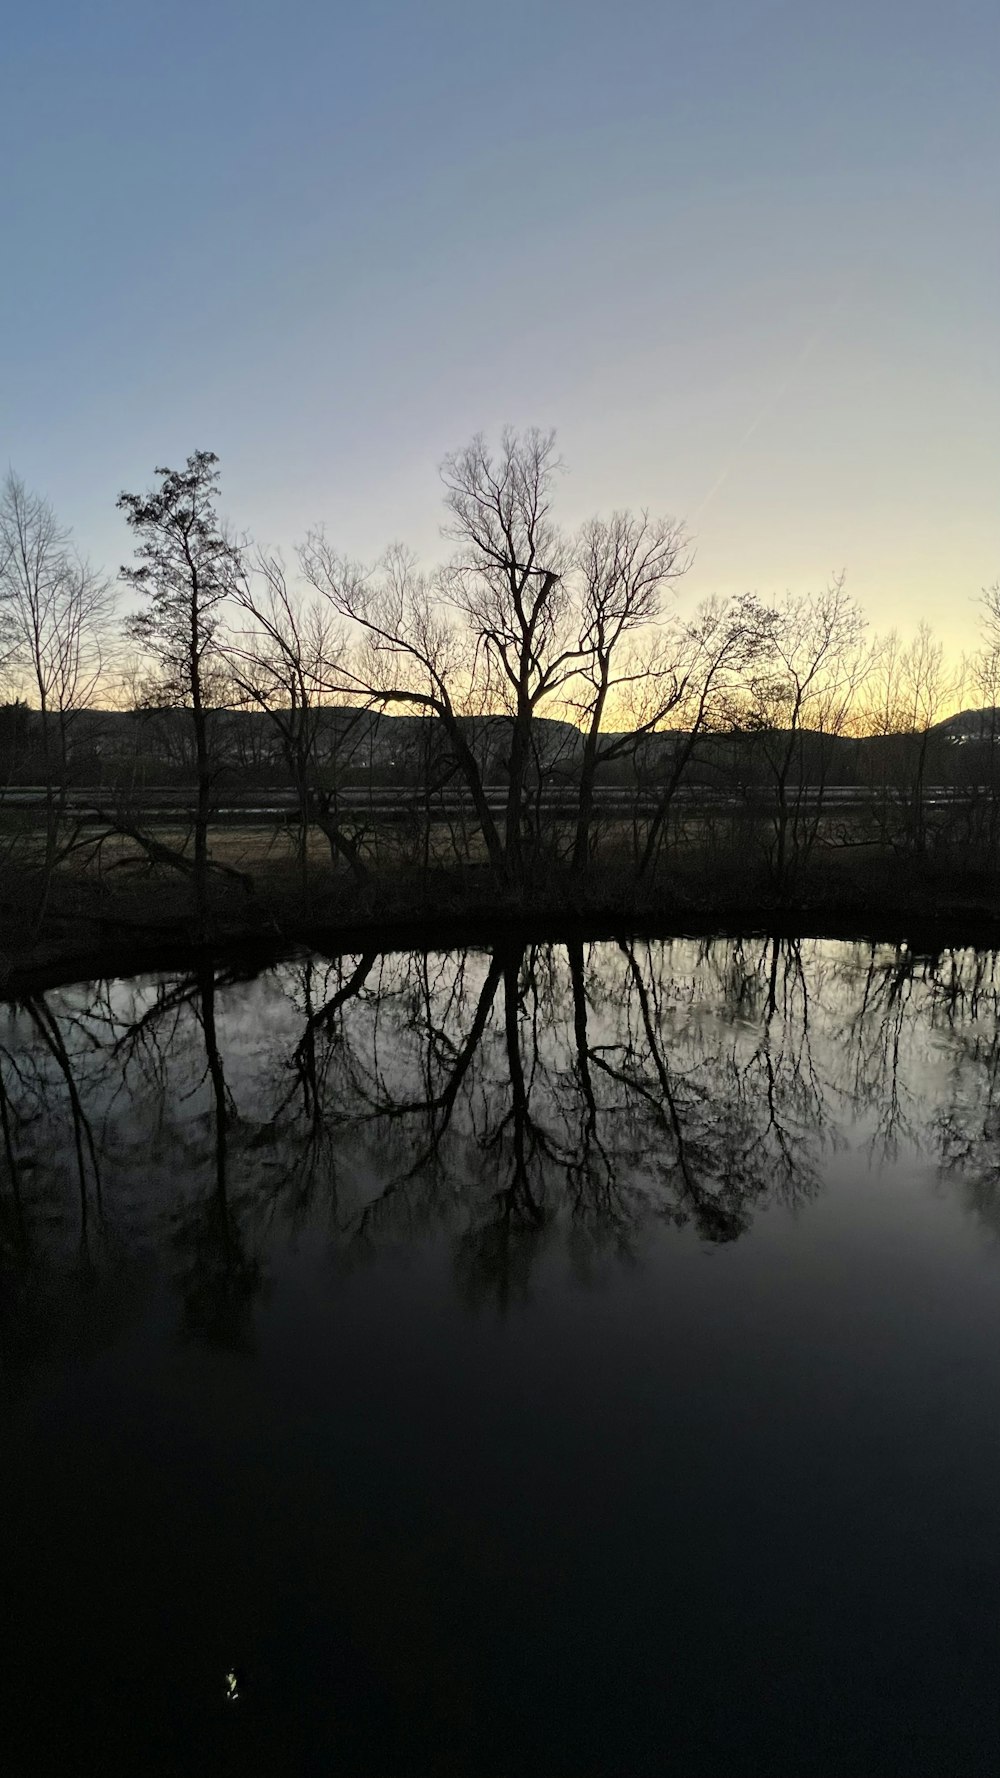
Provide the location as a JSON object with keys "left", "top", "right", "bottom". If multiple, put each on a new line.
{"left": 690, "top": 280, "right": 856, "bottom": 526}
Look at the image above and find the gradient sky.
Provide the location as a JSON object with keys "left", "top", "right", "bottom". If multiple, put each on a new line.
{"left": 3, "top": 0, "right": 997, "bottom": 655}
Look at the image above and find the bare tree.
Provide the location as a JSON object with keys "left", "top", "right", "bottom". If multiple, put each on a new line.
{"left": 441, "top": 429, "right": 582, "bottom": 880}
{"left": 635, "top": 593, "right": 775, "bottom": 877}
{"left": 0, "top": 470, "right": 115, "bottom": 894}
{"left": 860, "top": 622, "right": 960, "bottom": 853}
{"left": 300, "top": 535, "right": 508, "bottom": 874}
{"left": 978, "top": 581, "right": 1000, "bottom": 656}
{"left": 225, "top": 550, "right": 368, "bottom": 886}
{"left": 741, "top": 577, "right": 870, "bottom": 889}
{"left": 568, "top": 510, "right": 690, "bottom": 871}
{"left": 972, "top": 584, "right": 1000, "bottom": 750}
{"left": 966, "top": 583, "right": 1000, "bottom": 860}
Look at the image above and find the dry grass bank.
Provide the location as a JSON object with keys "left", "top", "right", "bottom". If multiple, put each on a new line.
{"left": 3, "top": 820, "right": 1000, "bottom": 993}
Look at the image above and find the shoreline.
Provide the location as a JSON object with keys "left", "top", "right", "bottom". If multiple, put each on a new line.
{"left": 5, "top": 880, "right": 1000, "bottom": 995}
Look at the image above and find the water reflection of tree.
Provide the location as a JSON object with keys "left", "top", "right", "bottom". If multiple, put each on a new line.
{"left": 828, "top": 943, "right": 1000, "bottom": 1185}
{"left": 0, "top": 1059, "right": 28, "bottom": 1255}
{"left": 166, "top": 959, "right": 267, "bottom": 1349}
{"left": 1, "top": 990, "right": 125, "bottom": 1385}
{"left": 257, "top": 938, "right": 833, "bottom": 1307}
{"left": 261, "top": 938, "right": 1000, "bottom": 1275}
{"left": 114, "top": 959, "right": 268, "bottom": 1347}
{"left": 0, "top": 991, "right": 103, "bottom": 1258}
{"left": 924, "top": 951, "right": 1000, "bottom": 1244}
{"left": 0, "top": 962, "right": 269, "bottom": 1352}
{"left": 7, "top": 939, "right": 1000, "bottom": 1333}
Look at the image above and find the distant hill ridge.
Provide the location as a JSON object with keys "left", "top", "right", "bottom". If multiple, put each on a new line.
{"left": 8, "top": 704, "right": 1000, "bottom": 768}
{"left": 930, "top": 707, "right": 1000, "bottom": 740}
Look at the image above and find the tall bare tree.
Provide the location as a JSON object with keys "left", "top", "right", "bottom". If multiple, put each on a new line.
{"left": 634, "top": 593, "right": 775, "bottom": 877}
{"left": 0, "top": 470, "right": 114, "bottom": 888}
{"left": 300, "top": 536, "right": 508, "bottom": 874}
{"left": 569, "top": 510, "right": 690, "bottom": 871}
{"left": 966, "top": 582, "right": 1000, "bottom": 859}
{"left": 742, "top": 577, "right": 870, "bottom": 889}
{"left": 118, "top": 452, "right": 240, "bottom": 918}
{"left": 227, "top": 551, "right": 371, "bottom": 885}
{"left": 860, "top": 622, "right": 960, "bottom": 853}
{"left": 441, "top": 429, "right": 581, "bottom": 880}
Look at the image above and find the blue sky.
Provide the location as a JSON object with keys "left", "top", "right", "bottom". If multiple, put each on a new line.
{"left": 2, "top": 0, "right": 997, "bottom": 650}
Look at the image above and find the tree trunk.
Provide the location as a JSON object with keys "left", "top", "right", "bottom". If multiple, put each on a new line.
{"left": 293, "top": 761, "right": 310, "bottom": 896}
{"left": 637, "top": 730, "right": 701, "bottom": 879}
{"left": 310, "top": 793, "right": 369, "bottom": 884}
{"left": 437, "top": 710, "right": 506, "bottom": 876}
{"left": 192, "top": 697, "right": 211, "bottom": 925}
{"left": 504, "top": 700, "right": 532, "bottom": 884}
{"left": 573, "top": 678, "right": 608, "bottom": 876}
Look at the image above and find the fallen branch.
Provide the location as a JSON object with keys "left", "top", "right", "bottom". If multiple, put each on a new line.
{"left": 86, "top": 808, "right": 254, "bottom": 891}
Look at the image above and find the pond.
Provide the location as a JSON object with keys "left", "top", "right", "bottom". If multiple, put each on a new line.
{"left": 2, "top": 935, "right": 999, "bottom": 1776}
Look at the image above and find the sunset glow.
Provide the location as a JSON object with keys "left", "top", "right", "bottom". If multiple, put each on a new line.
{"left": 2, "top": 0, "right": 995, "bottom": 663}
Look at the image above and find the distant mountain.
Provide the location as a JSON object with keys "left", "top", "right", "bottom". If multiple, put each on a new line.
{"left": 47, "top": 706, "right": 591, "bottom": 770}
{"left": 16, "top": 704, "right": 1000, "bottom": 777}
{"left": 929, "top": 708, "right": 1000, "bottom": 742}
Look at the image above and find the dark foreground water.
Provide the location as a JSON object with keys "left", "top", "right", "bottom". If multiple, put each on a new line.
{"left": 2, "top": 935, "right": 1000, "bottom": 1776}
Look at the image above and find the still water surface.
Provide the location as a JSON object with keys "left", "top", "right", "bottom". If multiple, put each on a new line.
{"left": 2, "top": 935, "right": 999, "bottom": 1775}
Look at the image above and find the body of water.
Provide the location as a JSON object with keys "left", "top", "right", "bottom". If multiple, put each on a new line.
{"left": 1, "top": 935, "right": 999, "bottom": 1775}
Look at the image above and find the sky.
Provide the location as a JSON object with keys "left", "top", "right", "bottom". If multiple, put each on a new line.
{"left": 2, "top": 0, "right": 997, "bottom": 658}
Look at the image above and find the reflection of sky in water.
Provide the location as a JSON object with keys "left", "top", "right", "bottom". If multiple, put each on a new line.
{"left": 3, "top": 936, "right": 1000, "bottom": 1285}
{"left": 3, "top": 937, "right": 1000, "bottom": 1775}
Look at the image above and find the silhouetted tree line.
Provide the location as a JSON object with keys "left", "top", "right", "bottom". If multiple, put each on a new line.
{"left": 2, "top": 441, "right": 999, "bottom": 923}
